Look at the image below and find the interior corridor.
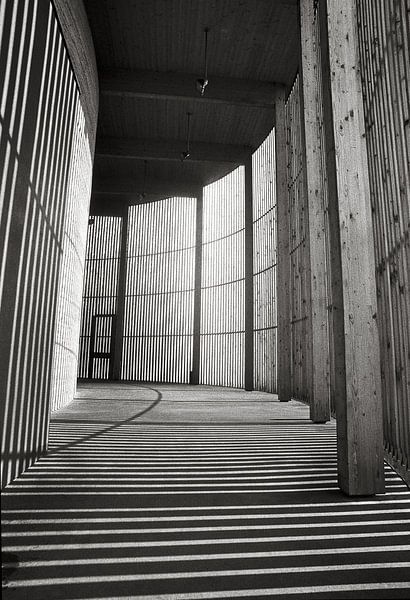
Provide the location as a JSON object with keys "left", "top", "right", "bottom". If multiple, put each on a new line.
{"left": 2, "top": 384, "right": 409, "bottom": 599}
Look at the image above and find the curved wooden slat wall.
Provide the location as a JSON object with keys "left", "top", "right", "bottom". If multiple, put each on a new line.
{"left": 77, "top": 216, "right": 122, "bottom": 379}
{"left": 200, "top": 167, "right": 245, "bottom": 388}
{"left": 0, "top": 0, "right": 97, "bottom": 487}
{"left": 357, "top": 0, "right": 410, "bottom": 482}
{"left": 122, "top": 198, "right": 196, "bottom": 383}
{"left": 252, "top": 129, "right": 277, "bottom": 393}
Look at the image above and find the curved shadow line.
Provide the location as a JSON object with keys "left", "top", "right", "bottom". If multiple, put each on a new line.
{"left": 47, "top": 387, "right": 162, "bottom": 456}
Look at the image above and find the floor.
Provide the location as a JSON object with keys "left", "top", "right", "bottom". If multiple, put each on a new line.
{"left": 2, "top": 383, "right": 410, "bottom": 599}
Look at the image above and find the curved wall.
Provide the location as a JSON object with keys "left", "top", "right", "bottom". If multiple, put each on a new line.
{"left": 0, "top": 0, "right": 98, "bottom": 487}
{"left": 252, "top": 129, "right": 277, "bottom": 393}
{"left": 200, "top": 167, "right": 245, "bottom": 388}
{"left": 123, "top": 198, "right": 196, "bottom": 382}
{"left": 77, "top": 216, "right": 122, "bottom": 380}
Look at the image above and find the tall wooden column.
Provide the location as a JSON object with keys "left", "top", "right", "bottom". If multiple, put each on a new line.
{"left": 191, "top": 188, "right": 203, "bottom": 385}
{"left": 244, "top": 157, "right": 254, "bottom": 391}
{"left": 324, "top": 0, "right": 384, "bottom": 495}
{"left": 112, "top": 202, "right": 129, "bottom": 380}
{"left": 275, "top": 88, "right": 292, "bottom": 402}
{"left": 299, "top": 0, "right": 330, "bottom": 423}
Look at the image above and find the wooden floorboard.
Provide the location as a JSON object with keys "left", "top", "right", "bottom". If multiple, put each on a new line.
{"left": 2, "top": 383, "right": 409, "bottom": 599}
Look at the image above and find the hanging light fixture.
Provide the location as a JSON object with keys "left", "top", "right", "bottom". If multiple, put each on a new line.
{"left": 139, "top": 159, "right": 148, "bottom": 201}
{"left": 181, "top": 111, "right": 192, "bottom": 161}
{"left": 196, "top": 28, "right": 209, "bottom": 96}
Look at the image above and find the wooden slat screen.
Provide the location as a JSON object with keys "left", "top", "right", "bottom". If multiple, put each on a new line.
{"left": 0, "top": 0, "right": 92, "bottom": 486}
{"left": 357, "top": 0, "right": 410, "bottom": 480}
{"left": 122, "top": 197, "right": 196, "bottom": 383}
{"left": 285, "top": 75, "right": 311, "bottom": 403}
{"left": 200, "top": 167, "right": 245, "bottom": 388}
{"left": 78, "top": 216, "right": 122, "bottom": 379}
{"left": 252, "top": 129, "right": 277, "bottom": 393}
{"left": 308, "top": 1, "right": 334, "bottom": 416}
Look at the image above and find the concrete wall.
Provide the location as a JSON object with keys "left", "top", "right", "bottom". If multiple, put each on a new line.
{"left": 0, "top": 0, "right": 98, "bottom": 487}
{"left": 49, "top": 102, "right": 93, "bottom": 411}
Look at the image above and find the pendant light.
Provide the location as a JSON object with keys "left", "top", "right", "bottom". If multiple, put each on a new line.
{"left": 139, "top": 159, "right": 148, "bottom": 201}
{"left": 196, "top": 28, "right": 209, "bottom": 96}
{"left": 181, "top": 111, "right": 192, "bottom": 161}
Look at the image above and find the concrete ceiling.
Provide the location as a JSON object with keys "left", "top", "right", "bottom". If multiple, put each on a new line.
{"left": 84, "top": 0, "right": 300, "bottom": 208}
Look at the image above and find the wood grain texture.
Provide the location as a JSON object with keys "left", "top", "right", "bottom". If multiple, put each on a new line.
{"left": 244, "top": 158, "right": 254, "bottom": 391}
{"left": 275, "top": 87, "right": 292, "bottom": 402}
{"left": 191, "top": 190, "right": 204, "bottom": 386}
{"left": 285, "top": 76, "right": 312, "bottom": 406}
{"left": 356, "top": 0, "right": 410, "bottom": 486}
{"left": 84, "top": 0, "right": 298, "bottom": 82}
{"left": 121, "top": 199, "right": 196, "bottom": 383}
{"left": 299, "top": 0, "right": 330, "bottom": 423}
{"left": 200, "top": 167, "right": 245, "bottom": 389}
{"left": 112, "top": 206, "right": 128, "bottom": 380}
{"left": 318, "top": 0, "right": 346, "bottom": 426}
{"left": 252, "top": 129, "right": 277, "bottom": 394}
{"left": 78, "top": 217, "right": 122, "bottom": 379}
{"left": 326, "top": 0, "right": 384, "bottom": 495}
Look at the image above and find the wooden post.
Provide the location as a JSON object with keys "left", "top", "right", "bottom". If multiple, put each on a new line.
{"left": 244, "top": 157, "right": 254, "bottom": 391}
{"left": 191, "top": 189, "right": 203, "bottom": 385}
{"left": 323, "top": 0, "right": 384, "bottom": 495}
{"left": 112, "top": 202, "right": 129, "bottom": 380}
{"left": 275, "top": 88, "right": 292, "bottom": 402}
{"left": 299, "top": 0, "right": 330, "bottom": 423}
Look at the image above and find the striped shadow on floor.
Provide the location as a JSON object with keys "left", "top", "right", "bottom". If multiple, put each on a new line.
{"left": 2, "top": 383, "right": 409, "bottom": 599}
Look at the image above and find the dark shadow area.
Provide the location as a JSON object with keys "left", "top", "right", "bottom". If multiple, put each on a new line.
{"left": 47, "top": 387, "right": 163, "bottom": 456}
{"left": 1, "top": 553, "right": 19, "bottom": 589}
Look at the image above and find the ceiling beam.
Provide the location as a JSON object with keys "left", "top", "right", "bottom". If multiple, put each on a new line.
{"left": 90, "top": 193, "right": 179, "bottom": 215}
{"left": 96, "top": 136, "right": 253, "bottom": 164}
{"left": 100, "top": 68, "right": 280, "bottom": 109}
{"left": 92, "top": 176, "right": 202, "bottom": 197}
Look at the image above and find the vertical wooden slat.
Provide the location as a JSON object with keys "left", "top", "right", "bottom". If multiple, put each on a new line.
{"left": 299, "top": 0, "right": 330, "bottom": 423}
{"left": 112, "top": 203, "right": 128, "bottom": 380}
{"left": 275, "top": 87, "right": 292, "bottom": 402}
{"left": 355, "top": 0, "right": 409, "bottom": 484}
{"left": 122, "top": 197, "right": 195, "bottom": 383}
{"left": 325, "top": 0, "right": 384, "bottom": 495}
{"left": 244, "top": 156, "right": 254, "bottom": 391}
{"left": 200, "top": 166, "right": 245, "bottom": 389}
{"left": 317, "top": 0, "right": 345, "bottom": 423}
{"left": 191, "top": 189, "right": 203, "bottom": 385}
{"left": 78, "top": 216, "right": 122, "bottom": 379}
{"left": 252, "top": 128, "right": 278, "bottom": 394}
